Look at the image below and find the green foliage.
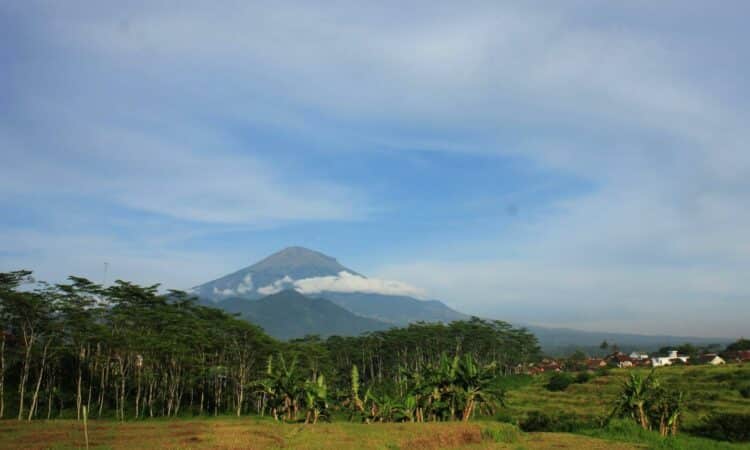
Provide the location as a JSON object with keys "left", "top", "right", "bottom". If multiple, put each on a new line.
{"left": 583, "top": 419, "right": 746, "bottom": 450}
{"left": 575, "top": 371, "right": 591, "bottom": 384}
{"left": 546, "top": 373, "right": 574, "bottom": 391}
{"left": 610, "top": 371, "right": 686, "bottom": 437}
{"left": 691, "top": 413, "right": 750, "bottom": 442}
{"left": 481, "top": 424, "right": 521, "bottom": 443}
{"left": 519, "top": 410, "right": 597, "bottom": 432}
{"left": 725, "top": 338, "right": 750, "bottom": 352}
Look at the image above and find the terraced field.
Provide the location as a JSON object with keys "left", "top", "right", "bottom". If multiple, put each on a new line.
{"left": 504, "top": 363, "right": 750, "bottom": 429}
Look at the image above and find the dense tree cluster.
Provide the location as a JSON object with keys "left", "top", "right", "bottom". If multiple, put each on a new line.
{"left": 0, "top": 271, "right": 541, "bottom": 422}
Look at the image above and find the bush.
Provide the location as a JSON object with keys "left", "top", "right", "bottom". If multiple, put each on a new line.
{"left": 595, "top": 367, "right": 611, "bottom": 377}
{"left": 546, "top": 373, "right": 574, "bottom": 391}
{"left": 492, "top": 410, "right": 516, "bottom": 424}
{"left": 575, "top": 372, "right": 591, "bottom": 384}
{"left": 692, "top": 413, "right": 750, "bottom": 442}
{"left": 481, "top": 424, "right": 521, "bottom": 443}
{"left": 738, "top": 384, "right": 750, "bottom": 399}
{"left": 519, "top": 410, "right": 596, "bottom": 432}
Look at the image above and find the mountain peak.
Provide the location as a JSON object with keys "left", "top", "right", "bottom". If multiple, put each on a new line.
{"left": 191, "top": 246, "right": 359, "bottom": 301}
{"left": 249, "top": 246, "right": 358, "bottom": 275}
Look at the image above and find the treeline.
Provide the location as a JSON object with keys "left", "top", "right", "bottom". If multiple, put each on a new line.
{"left": 0, "top": 270, "right": 540, "bottom": 422}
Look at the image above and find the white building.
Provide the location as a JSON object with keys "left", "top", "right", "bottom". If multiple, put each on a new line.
{"left": 651, "top": 350, "right": 689, "bottom": 367}
{"left": 698, "top": 354, "right": 725, "bottom": 365}
{"left": 629, "top": 351, "right": 649, "bottom": 360}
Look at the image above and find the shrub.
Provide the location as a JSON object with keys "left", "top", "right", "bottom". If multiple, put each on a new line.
{"left": 738, "top": 384, "right": 750, "bottom": 399}
{"left": 546, "top": 373, "right": 574, "bottom": 391}
{"left": 492, "top": 410, "right": 516, "bottom": 424}
{"left": 692, "top": 413, "right": 750, "bottom": 442}
{"left": 519, "top": 411, "right": 596, "bottom": 432}
{"left": 575, "top": 372, "right": 591, "bottom": 384}
{"left": 595, "top": 367, "right": 611, "bottom": 377}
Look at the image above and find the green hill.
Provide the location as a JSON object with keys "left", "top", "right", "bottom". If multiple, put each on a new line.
{"left": 220, "top": 289, "right": 392, "bottom": 340}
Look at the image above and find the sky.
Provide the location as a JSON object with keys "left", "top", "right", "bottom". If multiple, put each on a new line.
{"left": 2, "top": 1, "right": 749, "bottom": 337}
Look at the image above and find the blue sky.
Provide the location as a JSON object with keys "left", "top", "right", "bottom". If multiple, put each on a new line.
{"left": 2, "top": 1, "right": 749, "bottom": 336}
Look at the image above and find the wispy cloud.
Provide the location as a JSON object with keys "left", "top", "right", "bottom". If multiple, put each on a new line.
{"left": 2, "top": 1, "right": 749, "bottom": 336}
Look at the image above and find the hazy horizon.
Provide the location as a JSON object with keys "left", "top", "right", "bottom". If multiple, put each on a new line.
{"left": 2, "top": 1, "right": 749, "bottom": 338}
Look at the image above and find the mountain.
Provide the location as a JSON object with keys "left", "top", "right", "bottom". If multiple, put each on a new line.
{"left": 221, "top": 289, "right": 391, "bottom": 340}
{"left": 192, "top": 246, "right": 358, "bottom": 301}
{"left": 192, "top": 246, "right": 465, "bottom": 326}
{"left": 193, "top": 246, "right": 731, "bottom": 349}
{"left": 317, "top": 292, "right": 467, "bottom": 325}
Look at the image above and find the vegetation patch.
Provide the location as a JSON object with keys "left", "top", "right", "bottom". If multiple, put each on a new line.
{"left": 690, "top": 413, "right": 750, "bottom": 442}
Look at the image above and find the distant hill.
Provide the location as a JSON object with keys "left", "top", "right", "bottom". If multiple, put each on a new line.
{"left": 219, "top": 290, "right": 391, "bottom": 340}
{"left": 525, "top": 325, "right": 732, "bottom": 355}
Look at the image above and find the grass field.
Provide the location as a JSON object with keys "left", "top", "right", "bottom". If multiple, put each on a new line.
{"left": 0, "top": 419, "right": 642, "bottom": 450}
{"left": 1, "top": 364, "right": 748, "bottom": 449}
{"left": 503, "top": 363, "right": 750, "bottom": 429}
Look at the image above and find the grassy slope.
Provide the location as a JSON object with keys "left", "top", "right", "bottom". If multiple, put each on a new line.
{"left": 504, "top": 364, "right": 750, "bottom": 428}
{"left": 0, "top": 419, "right": 640, "bottom": 450}
{"left": 503, "top": 364, "right": 750, "bottom": 449}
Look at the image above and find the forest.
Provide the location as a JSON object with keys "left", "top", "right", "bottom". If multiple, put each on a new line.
{"left": 0, "top": 270, "right": 540, "bottom": 423}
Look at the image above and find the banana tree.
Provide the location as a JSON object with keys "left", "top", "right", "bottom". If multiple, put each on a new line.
{"left": 303, "top": 374, "right": 328, "bottom": 424}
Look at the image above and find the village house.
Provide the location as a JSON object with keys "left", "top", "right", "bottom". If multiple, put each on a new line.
{"left": 697, "top": 353, "right": 725, "bottom": 365}
{"left": 629, "top": 351, "right": 649, "bottom": 360}
{"left": 724, "top": 350, "right": 750, "bottom": 363}
{"left": 586, "top": 358, "right": 606, "bottom": 370}
{"left": 651, "top": 350, "right": 689, "bottom": 367}
{"left": 605, "top": 352, "right": 634, "bottom": 368}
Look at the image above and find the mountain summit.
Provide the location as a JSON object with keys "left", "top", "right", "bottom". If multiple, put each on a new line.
{"left": 191, "top": 246, "right": 359, "bottom": 301}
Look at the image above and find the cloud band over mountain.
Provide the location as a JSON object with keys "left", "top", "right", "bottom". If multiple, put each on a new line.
{"left": 257, "top": 271, "right": 426, "bottom": 298}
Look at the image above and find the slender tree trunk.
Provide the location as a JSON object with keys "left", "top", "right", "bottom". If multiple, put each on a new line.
{"left": 46, "top": 374, "right": 55, "bottom": 420}
{"left": 76, "top": 348, "right": 83, "bottom": 421}
{"left": 18, "top": 332, "right": 35, "bottom": 420}
{"left": 0, "top": 335, "right": 5, "bottom": 419}
{"left": 28, "top": 340, "right": 50, "bottom": 421}
{"left": 199, "top": 386, "right": 204, "bottom": 416}
{"left": 97, "top": 361, "right": 107, "bottom": 418}
{"left": 134, "top": 365, "right": 142, "bottom": 420}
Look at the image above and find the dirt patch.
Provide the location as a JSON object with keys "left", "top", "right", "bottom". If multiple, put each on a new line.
{"left": 403, "top": 428, "right": 482, "bottom": 449}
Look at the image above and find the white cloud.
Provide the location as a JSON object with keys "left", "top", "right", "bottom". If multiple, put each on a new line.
{"left": 255, "top": 271, "right": 426, "bottom": 298}
{"left": 293, "top": 271, "right": 426, "bottom": 298}
{"left": 257, "top": 275, "right": 294, "bottom": 296}
{"left": 235, "top": 274, "right": 254, "bottom": 294}
{"left": 213, "top": 287, "right": 234, "bottom": 297}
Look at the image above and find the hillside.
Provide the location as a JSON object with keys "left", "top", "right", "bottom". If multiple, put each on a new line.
{"left": 316, "top": 291, "right": 468, "bottom": 325}
{"left": 221, "top": 289, "right": 392, "bottom": 340}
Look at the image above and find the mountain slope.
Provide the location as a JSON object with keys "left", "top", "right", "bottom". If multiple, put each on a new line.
{"left": 317, "top": 292, "right": 467, "bottom": 325}
{"left": 221, "top": 290, "right": 391, "bottom": 340}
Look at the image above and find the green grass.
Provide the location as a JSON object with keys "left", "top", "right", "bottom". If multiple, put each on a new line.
{"left": 1, "top": 365, "right": 747, "bottom": 449}
{"left": 500, "top": 364, "right": 750, "bottom": 449}
{"left": 581, "top": 419, "right": 750, "bottom": 450}
{"left": 504, "top": 364, "right": 750, "bottom": 429}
